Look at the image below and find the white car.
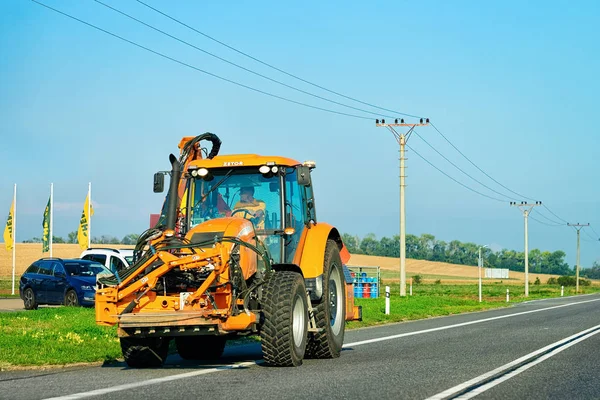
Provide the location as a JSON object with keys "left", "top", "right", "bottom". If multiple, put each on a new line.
{"left": 80, "top": 248, "right": 134, "bottom": 274}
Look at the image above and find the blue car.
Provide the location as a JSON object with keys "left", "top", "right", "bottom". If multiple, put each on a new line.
{"left": 19, "top": 258, "right": 111, "bottom": 309}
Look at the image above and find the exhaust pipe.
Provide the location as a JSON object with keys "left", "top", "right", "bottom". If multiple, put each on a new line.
{"left": 165, "top": 153, "right": 182, "bottom": 230}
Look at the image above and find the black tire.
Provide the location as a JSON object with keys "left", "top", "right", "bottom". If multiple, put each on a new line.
{"left": 305, "top": 240, "right": 346, "bottom": 359}
{"left": 23, "top": 288, "right": 38, "bottom": 310}
{"left": 120, "top": 337, "right": 171, "bottom": 368}
{"left": 64, "top": 290, "right": 79, "bottom": 307}
{"left": 175, "top": 336, "right": 227, "bottom": 360}
{"left": 260, "top": 271, "right": 308, "bottom": 367}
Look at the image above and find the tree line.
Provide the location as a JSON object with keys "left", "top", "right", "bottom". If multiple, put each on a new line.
{"left": 21, "top": 230, "right": 598, "bottom": 278}
{"left": 342, "top": 233, "right": 578, "bottom": 276}
{"left": 23, "top": 232, "right": 140, "bottom": 245}
{"left": 580, "top": 262, "right": 600, "bottom": 279}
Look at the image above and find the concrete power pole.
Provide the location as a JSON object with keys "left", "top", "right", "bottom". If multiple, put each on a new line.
{"left": 567, "top": 223, "right": 589, "bottom": 293}
{"left": 510, "top": 201, "right": 542, "bottom": 297}
{"left": 377, "top": 118, "right": 429, "bottom": 296}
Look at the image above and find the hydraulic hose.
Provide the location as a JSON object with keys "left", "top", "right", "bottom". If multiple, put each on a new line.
{"left": 165, "top": 154, "right": 182, "bottom": 230}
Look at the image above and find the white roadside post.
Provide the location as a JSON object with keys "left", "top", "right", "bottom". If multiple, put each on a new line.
{"left": 385, "top": 286, "right": 390, "bottom": 315}
{"left": 506, "top": 289, "right": 510, "bottom": 302}
{"left": 409, "top": 278, "right": 413, "bottom": 296}
{"left": 561, "top": 286, "right": 564, "bottom": 297}
{"left": 478, "top": 245, "right": 488, "bottom": 303}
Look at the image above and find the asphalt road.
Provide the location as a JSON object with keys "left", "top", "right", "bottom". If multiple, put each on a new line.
{"left": 1, "top": 294, "right": 599, "bottom": 400}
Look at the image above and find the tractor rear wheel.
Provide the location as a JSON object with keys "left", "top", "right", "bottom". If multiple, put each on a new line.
{"left": 305, "top": 239, "right": 346, "bottom": 359}
{"left": 120, "top": 337, "right": 170, "bottom": 368}
{"left": 260, "top": 271, "right": 308, "bottom": 367}
{"left": 175, "top": 336, "right": 226, "bottom": 360}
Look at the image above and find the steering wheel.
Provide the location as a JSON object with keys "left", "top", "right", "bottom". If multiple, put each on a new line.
{"left": 231, "top": 208, "right": 252, "bottom": 218}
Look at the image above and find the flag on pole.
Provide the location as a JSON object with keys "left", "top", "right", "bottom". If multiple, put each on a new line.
{"left": 3, "top": 201, "right": 14, "bottom": 251}
{"left": 77, "top": 193, "right": 94, "bottom": 250}
{"left": 42, "top": 197, "right": 51, "bottom": 253}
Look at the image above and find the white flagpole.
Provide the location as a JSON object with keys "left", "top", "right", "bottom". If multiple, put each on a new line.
{"left": 11, "top": 184, "right": 16, "bottom": 295}
{"left": 50, "top": 183, "right": 53, "bottom": 258}
{"left": 88, "top": 182, "right": 91, "bottom": 248}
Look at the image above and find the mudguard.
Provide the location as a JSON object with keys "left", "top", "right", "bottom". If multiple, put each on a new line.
{"left": 298, "top": 223, "right": 346, "bottom": 279}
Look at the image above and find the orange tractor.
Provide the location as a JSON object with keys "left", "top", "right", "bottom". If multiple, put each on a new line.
{"left": 96, "top": 133, "right": 361, "bottom": 367}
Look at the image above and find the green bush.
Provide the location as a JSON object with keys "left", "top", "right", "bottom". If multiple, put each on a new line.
{"left": 413, "top": 275, "right": 422, "bottom": 285}
{"left": 534, "top": 277, "right": 541, "bottom": 285}
{"left": 557, "top": 276, "right": 576, "bottom": 286}
{"left": 547, "top": 277, "right": 558, "bottom": 285}
{"left": 435, "top": 279, "right": 442, "bottom": 285}
{"left": 580, "top": 278, "right": 591, "bottom": 287}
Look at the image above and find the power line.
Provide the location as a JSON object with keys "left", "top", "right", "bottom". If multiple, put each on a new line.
{"left": 30, "top": 0, "right": 371, "bottom": 120}
{"left": 29, "top": 0, "right": 588, "bottom": 230}
{"left": 413, "top": 130, "right": 520, "bottom": 201}
{"left": 429, "top": 122, "right": 539, "bottom": 202}
{"left": 529, "top": 214, "right": 563, "bottom": 227}
{"left": 584, "top": 228, "right": 599, "bottom": 242}
{"left": 590, "top": 225, "right": 600, "bottom": 237}
{"left": 542, "top": 204, "right": 569, "bottom": 224}
{"left": 93, "top": 0, "right": 396, "bottom": 120}
{"left": 533, "top": 210, "right": 565, "bottom": 225}
{"left": 406, "top": 144, "right": 506, "bottom": 202}
{"left": 134, "top": 0, "right": 423, "bottom": 119}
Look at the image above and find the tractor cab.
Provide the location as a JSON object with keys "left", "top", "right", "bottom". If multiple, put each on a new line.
{"left": 180, "top": 156, "right": 316, "bottom": 265}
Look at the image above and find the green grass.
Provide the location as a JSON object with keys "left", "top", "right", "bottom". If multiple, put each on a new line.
{"left": 0, "top": 307, "right": 121, "bottom": 369}
{"left": 1, "top": 283, "right": 599, "bottom": 368}
{"left": 347, "top": 283, "right": 600, "bottom": 329}
{"left": 0, "top": 278, "right": 19, "bottom": 298}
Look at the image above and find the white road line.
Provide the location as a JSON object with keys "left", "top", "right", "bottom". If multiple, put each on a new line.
{"left": 44, "top": 296, "right": 599, "bottom": 400}
{"left": 455, "top": 328, "right": 600, "bottom": 399}
{"left": 426, "top": 324, "right": 600, "bottom": 400}
{"left": 42, "top": 361, "right": 258, "bottom": 400}
{"left": 343, "top": 297, "right": 600, "bottom": 348}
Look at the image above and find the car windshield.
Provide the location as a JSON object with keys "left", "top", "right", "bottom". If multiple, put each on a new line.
{"left": 186, "top": 168, "right": 282, "bottom": 231}
{"left": 124, "top": 256, "right": 134, "bottom": 265}
{"left": 65, "top": 262, "right": 111, "bottom": 277}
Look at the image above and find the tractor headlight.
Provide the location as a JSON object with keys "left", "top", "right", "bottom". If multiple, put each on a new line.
{"left": 198, "top": 168, "right": 209, "bottom": 177}
{"left": 259, "top": 165, "right": 270, "bottom": 174}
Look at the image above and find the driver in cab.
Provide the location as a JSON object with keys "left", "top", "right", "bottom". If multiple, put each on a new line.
{"left": 232, "top": 186, "right": 266, "bottom": 229}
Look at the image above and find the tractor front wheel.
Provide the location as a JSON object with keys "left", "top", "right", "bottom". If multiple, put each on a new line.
{"left": 260, "top": 271, "right": 308, "bottom": 367}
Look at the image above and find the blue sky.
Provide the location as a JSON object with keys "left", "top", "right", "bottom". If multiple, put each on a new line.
{"left": 1, "top": 0, "right": 599, "bottom": 267}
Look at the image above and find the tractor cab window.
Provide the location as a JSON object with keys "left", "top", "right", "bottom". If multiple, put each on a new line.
{"left": 188, "top": 168, "right": 283, "bottom": 233}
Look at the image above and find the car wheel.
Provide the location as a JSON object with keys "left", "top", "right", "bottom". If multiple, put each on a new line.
{"left": 23, "top": 288, "right": 38, "bottom": 310}
{"left": 64, "top": 290, "right": 79, "bottom": 307}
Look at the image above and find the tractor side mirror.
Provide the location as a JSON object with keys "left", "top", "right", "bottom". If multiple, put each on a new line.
{"left": 297, "top": 166, "right": 311, "bottom": 186}
{"left": 153, "top": 173, "right": 165, "bottom": 193}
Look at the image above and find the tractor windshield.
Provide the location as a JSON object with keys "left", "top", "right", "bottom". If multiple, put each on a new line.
{"left": 186, "top": 168, "right": 282, "bottom": 233}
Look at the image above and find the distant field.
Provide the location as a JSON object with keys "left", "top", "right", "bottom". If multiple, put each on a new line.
{"left": 1, "top": 244, "right": 596, "bottom": 293}
{"left": 348, "top": 254, "right": 597, "bottom": 285}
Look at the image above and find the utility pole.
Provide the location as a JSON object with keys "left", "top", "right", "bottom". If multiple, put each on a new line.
{"left": 567, "top": 223, "right": 589, "bottom": 294}
{"left": 510, "top": 201, "right": 542, "bottom": 297}
{"left": 377, "top": 117, "right": 429, "bottom": 296}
